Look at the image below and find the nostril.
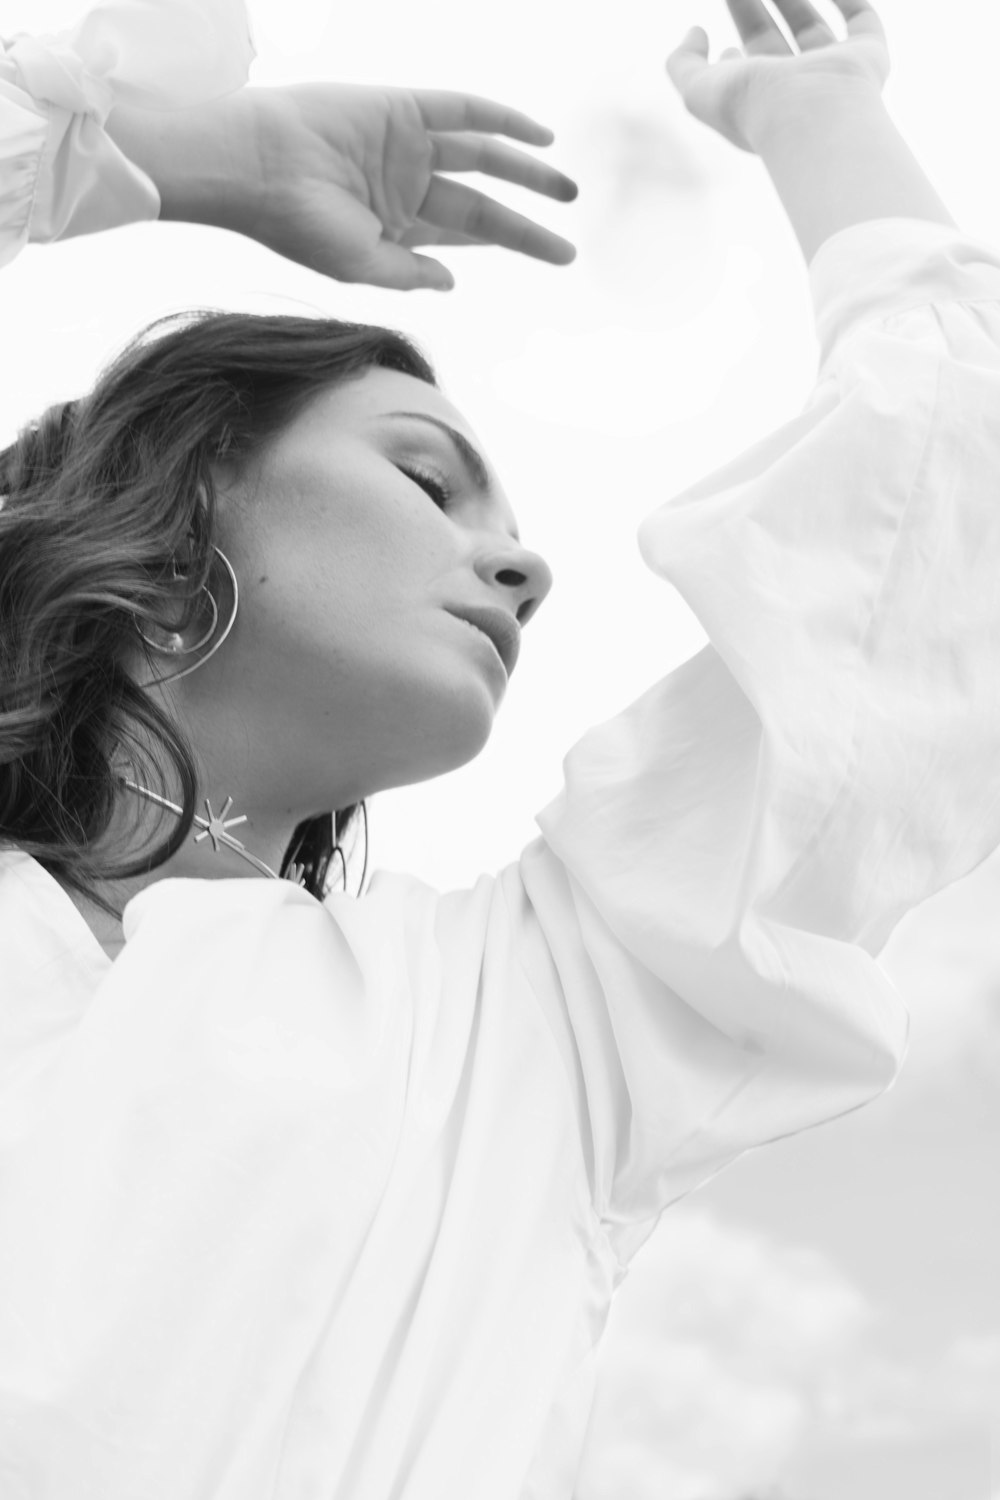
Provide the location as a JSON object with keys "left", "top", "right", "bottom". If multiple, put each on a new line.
{"left": 516, "top": 599, "right": 535, "bottom": 625}
{"left": 496, "top": 568, "right": 526, "bottom": 586}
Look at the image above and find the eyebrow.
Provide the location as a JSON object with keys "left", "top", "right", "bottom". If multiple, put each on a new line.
{"left": 380, "top": 410, "right": 520, "bottom": 544}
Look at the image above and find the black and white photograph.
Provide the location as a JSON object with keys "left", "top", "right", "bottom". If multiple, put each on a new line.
{"left": 1, "top": 1, "right": 998, "bottom": 1496}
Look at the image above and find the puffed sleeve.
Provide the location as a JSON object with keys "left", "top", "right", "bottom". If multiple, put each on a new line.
{"left": 502, "top": 217, "right": 1000, "bottom": 1265}
{"left": 0, "top": 0, "right": 255, "bottom": 268}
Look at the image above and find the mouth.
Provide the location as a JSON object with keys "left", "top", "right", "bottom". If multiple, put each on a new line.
{"left": 445, "top": 605, "right": 521, "bottom": 678}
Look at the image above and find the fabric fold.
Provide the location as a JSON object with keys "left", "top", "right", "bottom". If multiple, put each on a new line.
{"left": 524, "top": 217, "right": 1000, "bottom": 1261}
{"left": 0, "top": 0, "right": 256, "bottom": 265}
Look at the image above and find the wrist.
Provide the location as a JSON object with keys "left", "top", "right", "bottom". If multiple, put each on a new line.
{"left": 105, "top": 94, "right": 262, "bottom": 233}
{"left": 743, "top": 81, "right": 955, "bottom": 265}
{"left": 744, "top": 75, "right": 887, "bottom": 158}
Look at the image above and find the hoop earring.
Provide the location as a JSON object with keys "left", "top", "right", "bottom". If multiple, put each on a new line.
{"left": 134, "top": 544, "right": 239, "bottom": 685}
{"left": 138, "top": 588, "right": 219, "bottom": 657}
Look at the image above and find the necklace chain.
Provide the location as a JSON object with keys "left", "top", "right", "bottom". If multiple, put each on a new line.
{"left": 120, "top": 779, "right": 287, "bottom": 882}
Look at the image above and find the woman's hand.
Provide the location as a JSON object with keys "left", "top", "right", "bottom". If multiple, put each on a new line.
{"left": 666, "top": 0, "right": 890, "bottom": 154}
{"left": 241, "top": 83, "right": 579, "bottom": 290}
{"left": 664, "top": 0, "right": 952, "bottom": 264}
{"left": 109, "top": 82, "right": 578, "bottom": 292}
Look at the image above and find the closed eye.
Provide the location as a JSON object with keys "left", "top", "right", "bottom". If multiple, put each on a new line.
{"left": 397, "top": 464, "right": 452, "bottom": 511}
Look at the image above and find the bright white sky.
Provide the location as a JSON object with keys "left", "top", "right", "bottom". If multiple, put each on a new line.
{"left": 4, "top": 0, "right": 1000, "bottom": 1495}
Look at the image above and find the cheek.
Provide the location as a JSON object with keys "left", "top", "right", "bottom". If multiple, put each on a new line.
{"left": 241, "top": 496, "right": 447, "bottom": 661}
{"left": 299, "top": 468, "right": 443, "bottom": 575}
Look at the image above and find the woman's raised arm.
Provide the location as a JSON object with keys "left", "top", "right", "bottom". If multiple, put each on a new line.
{"left": 104, "top": 83, "right": 578, "bottom": 292}
{"left": 0, "top": 0, "right": 577, "bottom": 291}
{"left": 667, "top": 0, "right": 955, "bottom": 264}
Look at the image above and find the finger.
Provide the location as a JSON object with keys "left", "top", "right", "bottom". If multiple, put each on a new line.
{"left": 429, "top": 132, "right": 578, "bottom": 202}
{"left": 412, "top": 88, "right": 557, "bottom": 145}
{"left": 831, "top": 0, "right": 888, "bottom": 42}
{"left": 399, "top": 222, "right": 487, "bottom": 248}
{"left": 419, "top": 174, "right": 577, "bottom": 264}
{"left": 725, "top": 0, "right": 794, "bottom": 55}
{"left": 665, "top": 26, "right": 712, "bottom": 94}
{"left": 766, "top": 0, "right": 837, "bottom": 49}
{"left": 348, "top": 241, "right": 456, "bottom": 292}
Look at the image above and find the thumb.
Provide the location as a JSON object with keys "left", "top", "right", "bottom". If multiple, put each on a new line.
{"left": 678, "top": 24, "right": 708, "bottom": 54}
{"left": 346, "top": 242, "right": 455, "bottom": 293}
{"left": 666, "top": 25, "right": 710, "bottom": 92}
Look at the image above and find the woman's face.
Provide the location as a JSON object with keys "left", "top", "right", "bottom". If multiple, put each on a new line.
{"left": 157, "top": 366, "right": 553, "bottom": 851}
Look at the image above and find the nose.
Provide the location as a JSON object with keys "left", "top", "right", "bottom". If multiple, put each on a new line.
{"left": 474, "top": 539, "right": 554, "bottom": 627}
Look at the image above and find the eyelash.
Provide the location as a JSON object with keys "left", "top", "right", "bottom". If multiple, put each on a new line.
{"left": 398, "top": 464, "right": 453, "bottom": 511}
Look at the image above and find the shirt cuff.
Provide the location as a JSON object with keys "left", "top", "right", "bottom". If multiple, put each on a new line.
{"left": 0, "top": 0, "right": 256, "bottom": 262}
{"left": 808, "top": 216, "right": 1000, "bottom": 371}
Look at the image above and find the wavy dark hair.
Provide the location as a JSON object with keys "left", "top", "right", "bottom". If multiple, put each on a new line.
{"left": 0, "top": 309, "right": 437, "bottom": 923}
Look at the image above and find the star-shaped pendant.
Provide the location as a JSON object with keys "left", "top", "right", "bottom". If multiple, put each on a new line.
{"left": 193, "top": 795, "right": 250, "bottom": 854}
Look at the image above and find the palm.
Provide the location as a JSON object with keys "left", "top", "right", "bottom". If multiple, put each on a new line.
{"left": 667, "top": 0, "right": 890, "bottom": 153}
{"left": 244, "top": 82, "right": 578, "bottom": 291}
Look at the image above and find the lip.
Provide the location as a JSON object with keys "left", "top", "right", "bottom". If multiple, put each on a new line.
{"left": 445, "top": 605, "right": 521, "bottom": 678}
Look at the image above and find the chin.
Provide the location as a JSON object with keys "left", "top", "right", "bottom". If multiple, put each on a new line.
{"left": 409, "top": 684, "right": 497, "bottom": 784}
{"left": 445, "top": 700, "right": 497, "bottom": 768}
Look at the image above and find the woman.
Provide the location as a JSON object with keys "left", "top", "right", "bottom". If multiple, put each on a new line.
{"left": 1, "top": 0, "right": 998, "bottom": 1496}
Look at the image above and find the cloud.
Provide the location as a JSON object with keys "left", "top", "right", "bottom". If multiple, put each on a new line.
{"left": 575, "top": 1209, "right": 870, "bottom": 1500}
{"left": 830, "top": 1334, "right": 1000, "bottom": 1442}
{"left": 575, "top": 1210, "right": 1000, "bottom": 1500}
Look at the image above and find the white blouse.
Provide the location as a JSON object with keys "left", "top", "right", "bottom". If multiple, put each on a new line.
{"left": 3, "top": 9, "right": 1000, "bottom": 1500}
